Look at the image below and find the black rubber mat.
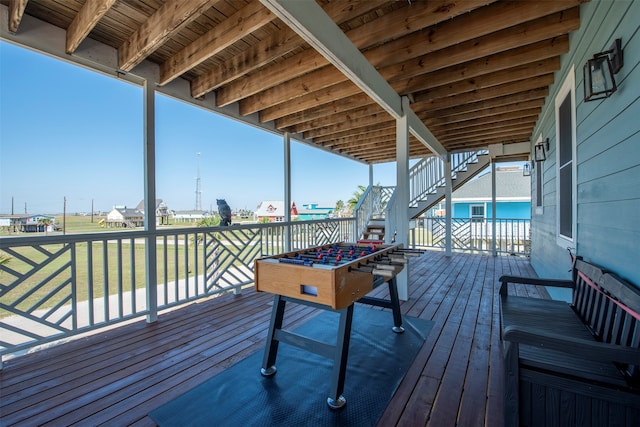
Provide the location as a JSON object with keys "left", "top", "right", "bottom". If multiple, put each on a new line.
{"left": 149, "top": 304, "right": 433, "bottom": 427}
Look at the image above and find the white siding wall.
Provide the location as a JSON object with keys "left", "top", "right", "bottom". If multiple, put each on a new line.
{"left": 530, "top": 0, "right": 640, "bottom": 287}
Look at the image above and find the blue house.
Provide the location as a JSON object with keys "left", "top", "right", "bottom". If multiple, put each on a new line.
{"left": 448, "top": 167, "right": 530, "bottom": 220}
{"left": 297, "top": 203, "right": 334, "bottom": 220}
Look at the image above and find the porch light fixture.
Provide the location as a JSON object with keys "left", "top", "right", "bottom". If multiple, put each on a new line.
{"left": 583, "top": 39, "right": 623, "bottom": 102}
{"left": 523, "top": 162, "right": 532, "bottom": 177}
{"left": 534, "top": 138, "right": 549, "bottom": 162}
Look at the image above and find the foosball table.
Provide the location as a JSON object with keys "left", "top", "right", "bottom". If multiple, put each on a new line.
{"left": 254, "top": 242, "right": 422, "bottom": 409}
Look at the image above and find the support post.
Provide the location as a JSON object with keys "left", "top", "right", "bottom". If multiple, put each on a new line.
{"left": 445, "top": 154, "right": 452, "bottom": 257}
{"left": 395, "top": 96, "right": 410, "bottom": 300}
{"left": 492, "top": 160, "right": 497, "bottom": 256}
{"left": 143, "top": 80, "right": 158, "bottom": 323}
{"left": 284, "top": 132, "right": 291, "bottom": 252}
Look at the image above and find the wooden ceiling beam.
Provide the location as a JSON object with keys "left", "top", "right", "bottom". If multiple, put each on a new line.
{"left": 439, "top": 126, "right": 538, "bottom": 146}
{"left": 220, "top": 0, "right": 489, "bottom": 107}
{"left": 436, "top": 120, "right": 538, "bottom": 142}
{"left": 423, "top": 99, "right": 545, "bottom": 127}
{"left": 8, "top": 0, "right": 28, "bottom": 33}
{"left": 66, "top": 0, "right": 116, "bottom": 54}
{"left": 159, "top": 0, "right": 275, "bottom": 86}
{"left": 241, "top": 4, "right": 579, "bottom": 117}
{"left": 384, "top": 7, "right": 580, "bottom": 87}
{"left": 414, "top": 57, "right": 560, "bottom": 102}
{"left": 394, "top": 36, "right": 569, "bottom": 95}
{"left": 250, "top": 8, "right": 579, "bottom": 122}
{"left": 423, "top": 89, "right": 548, "bottom": 120}
{"left": 303, "top": 112, "right": 391, "bottom": 139}
{"left": 312, "top": 120, "right": 396, "bottom": 144}
{"left": 191, "top": 0, "right": 389, "bottom": 99}
{"left": 329, "top": 136, "right": 399, "bottom": 153}
{"left": 191, "top": 27, "right": 300, "bottom": 98}
{"left": 286, "top": 104, "right": 386, "bottom": 134}
{"left": 429, "top": 109, "right": 541, "bottom": 134}
{"left": 367, "top": 1, "right": 582, "bottom": 70}
{"left": 118, "top": 0, "right": 215, "bottom": 72}
{"left": 444, "top": 134, "right": 532, "bottom": 151}
{"left": 274, "top": 94, "right": 376, "bottom": 128}
{"left": 322, "top": 129, "right": 397, "bottom": 148}
{"left": 412, "top": 74, "right": 555, "bottom": 112}
{"left": 259, "top": 80, "right": 361, "bottom": 122}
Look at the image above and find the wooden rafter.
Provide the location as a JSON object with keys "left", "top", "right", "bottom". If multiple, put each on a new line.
{"left": 118, "top": 0, "right": 215, "bottom": 72}
{"left": 221, "top": 0, "right": 491, "bottom": 108}
{"left": 8, "top": 0, "right": 28, "bottom": 33}
{"left": 159, "top": 0, "right": 276, "bottom": 86}
{"left": 412, "top": 75, "right": 555, "bottom": 111}
{"left": 240, "top": 3, "right": 580, "bottom": 119}
{"left": 66, "top": 0, "right": 116, "bottom": 54}
{"left": 190, "top": 0, "right": 389, "bottom": 99}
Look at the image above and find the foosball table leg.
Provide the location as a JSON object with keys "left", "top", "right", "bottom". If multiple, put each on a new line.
{"left": 327, "top": 304, "right": 354, "bottom": 410}
{"left": 260, "top": 294, "right": 287, "bottom": 376}
{"left": 388, "top": 277, "right": 405, "bottom": 334}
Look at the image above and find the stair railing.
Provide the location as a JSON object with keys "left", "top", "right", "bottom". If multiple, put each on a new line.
{"left": 354, "top": 185, "right": 394, "bottom": 241}
{"left": 409, "top": 150, "right": 488, "bottom": 207}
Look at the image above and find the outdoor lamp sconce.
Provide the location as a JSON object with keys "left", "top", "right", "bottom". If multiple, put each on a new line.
{"left": 534, "top": 138, "right": 549, "bottom": 162}
{"left": 523, "top": 162, "right": 532, "bottom": 177}
{"left": 584, "top": 39, "right": 623, "bottom": 102}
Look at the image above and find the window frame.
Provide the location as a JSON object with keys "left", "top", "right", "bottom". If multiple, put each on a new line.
{"left": 470, "top": 204, "right": 485, "bottom": 222}
{"left": 555, "top": 65, "right": 577, "bottom": 246}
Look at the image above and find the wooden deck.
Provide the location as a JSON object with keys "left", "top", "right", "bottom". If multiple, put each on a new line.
{"left": 0, "top": 251, "right": 547, "bottom": 426}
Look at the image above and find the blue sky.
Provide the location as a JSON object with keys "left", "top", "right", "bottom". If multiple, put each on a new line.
{"left": 0, "top": 41, "right": 400, "bottom": 215}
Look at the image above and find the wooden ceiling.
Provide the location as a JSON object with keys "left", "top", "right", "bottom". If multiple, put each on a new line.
{"left": 3, "top": 0, "right": 585, "bottom": 164}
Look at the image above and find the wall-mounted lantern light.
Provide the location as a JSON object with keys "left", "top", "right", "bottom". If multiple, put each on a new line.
{"left": 534, "top": 138, "right": 549, "bottom": 162}
{"left": 523, "top": 162, "right": 532, "bottom": 177}
{"left": 584, "top": 39, "right": 623, "bottom": 102}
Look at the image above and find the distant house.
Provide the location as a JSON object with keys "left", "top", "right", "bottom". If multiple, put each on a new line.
{"left": 173, "top": 210, "right": 209, "bottom": 223}
{"left": 297, "top": 203, "right": 334, "bottom": 220}
{"left": 7, "top": 214, "right": 56, "bottom": 232}
{"left": 136, "top": 199, "right": 170, "bottom": 225}
{"left": 433, "top": 167, "right": 531, "bottom": 220}
{"left": 255, "top": 201, "right": 298, "bottom": 222}
{"left": 105, "top": 206, "right": 144, "bottom": 228}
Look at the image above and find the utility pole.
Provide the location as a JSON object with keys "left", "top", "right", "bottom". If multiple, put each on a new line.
{"left": 63, "top": 196, "right": 67, "bottom": 235}
{"left": 195, "top": 152, "right": 202, "bottom": 211}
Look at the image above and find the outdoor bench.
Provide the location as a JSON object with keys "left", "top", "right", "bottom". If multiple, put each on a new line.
{"left": 499, "top": 257, "right": 640, "bottom": 427}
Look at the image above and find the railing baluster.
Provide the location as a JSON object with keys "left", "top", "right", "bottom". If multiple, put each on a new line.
{"left": 102, "top": 240, "right": 109, "bottom": 322}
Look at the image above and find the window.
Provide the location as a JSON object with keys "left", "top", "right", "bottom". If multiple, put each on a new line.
{"left": 470, "top": 204, "right": 485, "bottom": 222}
{"left": 555, "top": 66, "right": 577, "bottom": 243}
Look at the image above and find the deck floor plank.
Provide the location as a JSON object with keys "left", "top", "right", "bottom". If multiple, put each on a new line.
{"left": 0, "top": 251, "right": 541, "bottom": 426}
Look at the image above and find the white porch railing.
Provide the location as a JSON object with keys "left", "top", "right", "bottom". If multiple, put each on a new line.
{"left": 0, "top": 218, "right": 355, "bottom": 358}
{"left": 409, "top": 150, "right": 488, "bottom": 207}
{"left": 410, "top": 217, "right": 531, "bottom": 256}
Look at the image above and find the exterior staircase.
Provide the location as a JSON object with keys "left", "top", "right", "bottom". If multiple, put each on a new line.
{"left": 408, "top": 150, "right": 490, "bottom": 219}
{"left": 361, "top": 218, "right": 386, "bottom": 242}
{"left": 355, "top": 150, "right": 491, "bottom": 242}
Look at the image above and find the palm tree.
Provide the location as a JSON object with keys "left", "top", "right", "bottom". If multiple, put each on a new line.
{"left": 37, "top": 217, "right": 53, "bottom": 234}
{"left": 334, "top": 200, "right": 345, "bottom": 217}
{"left": 347, "top": 185, "right": 367, "bottom": 213}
